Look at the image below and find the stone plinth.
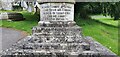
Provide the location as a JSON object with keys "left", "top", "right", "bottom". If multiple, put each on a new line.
{"left": 1, "top": 21, "right": 116, "bottom": 57}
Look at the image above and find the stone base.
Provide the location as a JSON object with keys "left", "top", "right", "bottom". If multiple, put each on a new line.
{"left": 1, "top": 21, "right": 117, "bottom": 57}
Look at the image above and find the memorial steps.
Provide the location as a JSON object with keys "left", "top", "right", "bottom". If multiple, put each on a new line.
{"left": 1, "top": 21, "right": 116, "bottom": 57}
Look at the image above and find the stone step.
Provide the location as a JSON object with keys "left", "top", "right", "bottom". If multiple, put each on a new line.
{"left": 38, "top": 21, "right": 76, "bottom": 27}
{"left": 33, "top": 32, "right": 82, "bottom": 37}
{"left": 12, "top": 42, "right": 90, "bottom": 52}
{"left": 29, "top": 37, "right": 83, "bottom": 44}
{"left": 32, "top": 26, "right": 82, "bottom": 33}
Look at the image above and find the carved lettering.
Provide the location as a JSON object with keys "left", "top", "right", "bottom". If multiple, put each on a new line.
{"left": 40, "top": 3, "right": 74, "bottom": 21}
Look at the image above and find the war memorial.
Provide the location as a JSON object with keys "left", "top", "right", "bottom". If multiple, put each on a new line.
{"left": 1, "top": 0, "right": 117, "bottom": 57}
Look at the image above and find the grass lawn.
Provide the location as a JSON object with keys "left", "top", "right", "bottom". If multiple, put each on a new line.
{"left": 75, "top": 15, "right": 118, "bottom": 55}
{"left": 91, "top": 15, "right": 118, "bottom": 27}
{"left": 0, "top": 11, "right": 39, "bottom": 34}
{"left": 0, "top": 11, "right": 118, "bottom": 55}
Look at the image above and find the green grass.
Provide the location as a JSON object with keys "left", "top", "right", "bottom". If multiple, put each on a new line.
{"left": 0, "top": 11, "right": 39, "bottom": 34}
{"left": 91, "top": 15, "right": 118, "bottom": 27}
{"left": 75, "top": 16, "right": 118, "bottom": 55}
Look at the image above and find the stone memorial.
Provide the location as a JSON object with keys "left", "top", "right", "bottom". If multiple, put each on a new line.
{"left": 0, "top": 13, "right": 8, "bottom": 20}
{"left": 1, "top": 0, "right": 117, "bottom": 57}
{"left": 0, "top": 13, "right": 25, "bottom": 21}
{"left": 40, "top": 3, "right": 74, "bottom": 21}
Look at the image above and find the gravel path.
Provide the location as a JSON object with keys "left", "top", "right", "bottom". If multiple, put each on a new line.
{"left": 0, "top": 27, "right": 28, "bottom": 51}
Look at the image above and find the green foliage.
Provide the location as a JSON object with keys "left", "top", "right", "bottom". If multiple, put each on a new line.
{"left": 13, "top": 6, "right": 23, "bottom": 11}
{"left": 95, "top": 2, "right": 120, "bottom": 20}
{"left": 75, "top": 2, "right": 91, "bottom": 19}
{"left": 75, "top": 2, "right": 120, "bottom": 20}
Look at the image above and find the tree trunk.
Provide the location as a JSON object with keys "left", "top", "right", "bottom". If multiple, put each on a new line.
{"left": 79, "top": 8, "right": 90, "bottom": 19}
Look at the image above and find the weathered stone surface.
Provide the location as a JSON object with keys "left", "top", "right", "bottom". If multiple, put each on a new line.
{"left": 7, "top": 13, "right": 25, "bottom": 21}
{"left": 0, "top": 13, "right": 8, "bottom": 20}
{"left": 38, "top": 21, "right": 76, "bottom": 27}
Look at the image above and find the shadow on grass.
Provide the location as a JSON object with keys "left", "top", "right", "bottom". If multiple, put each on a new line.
{"left": 92, "top": 19, "right": 118, "bottom": 28}
{"left": 76, "top": 18, "right": 118, "bottom": 28}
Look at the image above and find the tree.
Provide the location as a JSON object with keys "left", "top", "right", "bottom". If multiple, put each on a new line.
{"left": 75, "top": 2, "right": 90, "bottom": 19}
{"left": 0, "top": 0, "right": 2, "bottom": 9}
{"left": 75, "top": 2, "right": 120, "bottom": 20}
{"left": 93, "top": 2, "right": 120, "bottom": 20}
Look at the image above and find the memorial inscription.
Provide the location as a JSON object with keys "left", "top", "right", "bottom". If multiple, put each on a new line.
{"left": 40, "top": 3, "right": 74, "bottom": 21}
